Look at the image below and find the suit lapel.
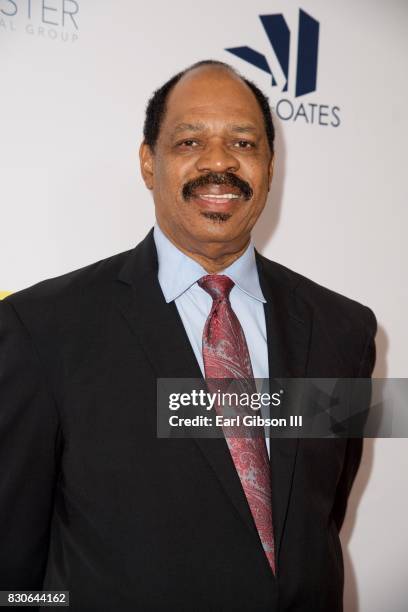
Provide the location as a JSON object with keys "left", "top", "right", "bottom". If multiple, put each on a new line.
{"left": 115, "top": 229, "right": 259, "bottom": 538}
{"left": 256, "top": 252, "right": 313, "bottom": 562}
{"left": 255, "top": 253, "right": 312, "bottom": 380}
{"left": 115, "top": 236, "right": 201, "bottom": 380}
{"left": 115, "top": 231, "right": 314, "bottom": 567}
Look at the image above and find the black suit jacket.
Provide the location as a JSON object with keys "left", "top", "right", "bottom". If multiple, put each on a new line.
{"left": 0, "top": 229, "right": 376, "bottom": 611}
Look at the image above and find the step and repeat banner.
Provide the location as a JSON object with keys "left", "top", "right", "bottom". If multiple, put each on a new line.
{"left": 1, "top": 0, "right": 407, "bottom": 610}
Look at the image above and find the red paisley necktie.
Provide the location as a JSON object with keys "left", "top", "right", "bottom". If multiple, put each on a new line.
{"left": 198, "top": 274, "right": 276, "bottom": 574}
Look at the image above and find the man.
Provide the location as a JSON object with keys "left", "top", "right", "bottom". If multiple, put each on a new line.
{"left": 0, "top": 61, "right": 376, "bottom": 611}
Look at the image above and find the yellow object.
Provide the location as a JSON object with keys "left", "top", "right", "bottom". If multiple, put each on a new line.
{"left": 0, "top": 291, "right": 11, "bottom": 300}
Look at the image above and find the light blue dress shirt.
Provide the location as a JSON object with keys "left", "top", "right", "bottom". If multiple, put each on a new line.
{"left": 153, "top": 224, "right": 271, "bottom": 453}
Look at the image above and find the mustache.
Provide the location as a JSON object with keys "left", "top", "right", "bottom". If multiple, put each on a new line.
{"left": 182, "top": 172, "right": 253, "bottom": 201}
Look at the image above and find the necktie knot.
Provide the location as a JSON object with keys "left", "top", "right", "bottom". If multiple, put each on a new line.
{"left": 198, "top": 274, "right": 234, "bottom": 301}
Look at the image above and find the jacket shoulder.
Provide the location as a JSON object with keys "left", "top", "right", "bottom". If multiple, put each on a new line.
{"left": 0, "top": 249, "right": 138, "bottom": 386}
{"left": 1, "top": 249, "right": 136, "bottom": 350}
{"left": 4, "top": 249, "right": 133, "bottom": 309}
{"left": 257, "top": 253, "right": 377, "bottom": 335}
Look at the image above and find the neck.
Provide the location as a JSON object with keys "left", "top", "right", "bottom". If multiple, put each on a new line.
{"left": 179, "top": 241, "right": 250, "bottom": 273}
{"left": 158, "top": 227, "right": 250, "bottom": 273}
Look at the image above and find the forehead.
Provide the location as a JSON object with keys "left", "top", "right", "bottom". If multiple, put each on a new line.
{"left": 162, "top": 67, "right": 264, "bottom": 131}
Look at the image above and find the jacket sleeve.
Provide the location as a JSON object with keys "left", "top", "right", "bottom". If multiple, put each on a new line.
{"left": 332, "top": 307, "right": 377, "bottom": 531}
{"left": 0, "top": 299, "right": 61, "bottom": 591}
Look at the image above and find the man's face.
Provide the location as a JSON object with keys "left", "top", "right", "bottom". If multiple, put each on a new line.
{"left": 140, "top": 66, "right": 274, "bottom": 257}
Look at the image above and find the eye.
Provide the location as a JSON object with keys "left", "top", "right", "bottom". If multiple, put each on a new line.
{"left": 178, "top": 139, "right": 199, "bottom": 148}
{"left": 233, "top": 140, "right": 255, "bottom": 149}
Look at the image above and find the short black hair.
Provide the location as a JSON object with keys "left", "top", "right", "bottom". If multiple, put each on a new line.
{"left": 143, "top": 60, "right": 275, "bottom": 154}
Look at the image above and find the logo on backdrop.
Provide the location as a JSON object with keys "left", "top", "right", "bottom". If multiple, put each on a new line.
{"left": 226, "top": 8, "right": 340, "bottom": 127}
{"left": 0, "top": 0, "right": 79, "bottom": 43}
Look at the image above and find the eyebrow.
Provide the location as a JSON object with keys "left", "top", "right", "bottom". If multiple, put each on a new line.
{"left": 227, "top": 124, "right": 258, "bottom": 134}
{"left": 172, "top": 122, "right": 206, "bottom": 134}
{"left": 172, "top": 122, "right": 259, "bottom": 135}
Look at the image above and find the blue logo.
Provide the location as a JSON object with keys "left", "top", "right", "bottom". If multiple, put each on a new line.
{"left": 226, "top": 9, "right": 319, "bottom": 98}
{"left": 226, "top": 8, "right": 341, "bottom": 127}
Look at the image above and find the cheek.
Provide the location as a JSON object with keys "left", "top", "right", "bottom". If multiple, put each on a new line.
{"left": 156, "top": 164, "right": 175, "bottom": 191}
{"left": 246, "top": 166, "right": 269, "bottom": 197}
{"left": 155, "top": 159, "right": 189, "bottom": 200}
{"left": 243, "top": 158, "right": 269, "bottom": 185}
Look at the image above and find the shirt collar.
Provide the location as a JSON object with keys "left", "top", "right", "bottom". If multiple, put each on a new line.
{"left": 153, "top": 223, "right": 266, "bottom": 304}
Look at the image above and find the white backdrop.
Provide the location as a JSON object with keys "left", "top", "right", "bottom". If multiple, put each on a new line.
{"left": 1, "top": 1, "right": 407, "bottom": 610}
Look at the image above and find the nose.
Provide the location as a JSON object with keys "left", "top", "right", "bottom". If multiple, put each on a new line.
{"left": 195, "top": 139, "right": 240, "bottom": 174}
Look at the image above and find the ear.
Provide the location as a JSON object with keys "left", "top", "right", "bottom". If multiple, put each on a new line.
{"left": 267, "top": 153, "right": 275, "bottom": 191}
{"left": 139, "top": 141, "right": 154, "bottom": 190}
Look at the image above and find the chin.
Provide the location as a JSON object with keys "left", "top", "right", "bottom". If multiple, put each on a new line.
{"left": 201, "top": 211, "right": 232, "bottom": 223}
{"left": 191, "top": 218, "right": 242, "bottom": 243}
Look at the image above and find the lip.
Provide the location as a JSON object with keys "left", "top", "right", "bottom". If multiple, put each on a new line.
{"left": 190, "top": 193, "right": 244, "bottom": 212}
{"left": 193, "top": 184, "right": 242, "bottom": 197}
{"left": 199, "top": 193, "right": 240, "bottom": 203}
